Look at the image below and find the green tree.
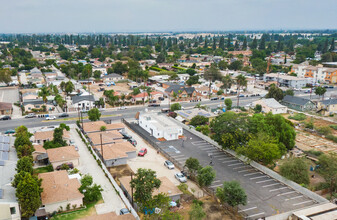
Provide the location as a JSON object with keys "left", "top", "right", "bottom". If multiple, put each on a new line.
{"left": 189, "top": 203, "right": 206, "bottom": 220}
{"left": 78, "top": 174, "right": 103, "bottom": 203}
{"left": 130, "top": 168, "right": 161, "bottom": 211}
{"left": 88, "top": 108, "right": 101, "bottom": 121}
{"left": 216, "top": 181, "right": 247, "bottom": 209}
{"left": 228, "top": 60, "right": 243, "bottom": 71}
{"left": 266, "top": 84, "right": 284, "bottom": 101}
{"left": 197, "top": 166, "right": 216, "bottom": 187}
{"left": 235, "top": 74, "right": 247, "bottom": 106}
{"left": 254, "top": 104, "right": 262, "bottom": 113}
{"left": 190, "top": 115, "right": 209, "bottom": 127}
{"left": 224, "top": 98, "right": 232, "bottom": 110}
{"left": 65, "top": 81, "right": 75, "bottom": 95}
{"left": 185, "top": 157, "right": 202, "bottom": 178}
{"left": 204, "top": 64, "right": 222, "bottom": 99}
{"left": 170, "top": 103, "right": 182, "bottom": 111}
{"left": 162, "top": 210, "right": 184, "bottom": 220}
{"left": 16, "top": 172, "right": 42, "bottom": 218}
{"left": 285, "top": 89, "right": 294, "bottom": 96}
{"left": 315, "top": 86, "right": 327, "bottom": 100}
{"left": 279, "top": 157, "right": 309, "bottom": 185}
{"left": 251, "top": 37, "right": 258, "bottom": 50}
{"left": 17, "top": 144, "right": 34, "bottom": 158}
{"left": 16, "top": 156, "right": 33, "bottom": 174}
{"left": 236, "top": 133, "right": 281, "bottom": 165}
{"left": 0, "top": 68, "right": 12, "bottom": 84}
{"left": 186, "top": 75, "right": 199, "bottom": 86}
{"left": 317, "top": 153, "right": 337, "bottom": 195}
{"left": 221, "top": 75, "right": 233, "bottom": 94}
{"left": 81, "top": 64, "right": 92, "bottom": 79}
{"left": 38, "top": 86, "right": 50, "bottom": 103}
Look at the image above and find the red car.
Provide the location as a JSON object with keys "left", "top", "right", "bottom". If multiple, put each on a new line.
{"left": 138, "top": 148, "right": 147, "bottom": 156}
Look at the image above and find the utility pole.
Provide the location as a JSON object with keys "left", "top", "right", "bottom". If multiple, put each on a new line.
{"left": 81, "top": 112, "right": 84, "bottom": 129}
{"left": 100, "top": 133, "right": 104, "bottom": 165}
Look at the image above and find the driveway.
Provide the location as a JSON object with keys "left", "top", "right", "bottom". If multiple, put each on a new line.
{"left": 70, "top": 126, "right": 126, "bottom": 215}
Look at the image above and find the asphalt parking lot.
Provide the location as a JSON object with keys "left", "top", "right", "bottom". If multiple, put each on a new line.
{"left": 154, "top": 129, "right": 318, "bottom": 219}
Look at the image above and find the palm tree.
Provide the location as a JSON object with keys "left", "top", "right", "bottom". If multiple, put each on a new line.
{"left": 236, "top": 74, "right": 247, "bottom": 107}
{"left": 221, "top": 75, "right": 233, "bottom": 95}
{"left": 204, "top": 64, "right": 222, "bottom": 99}
{"left": 121, "top": 94, "right": 126, "bottom": 106}
{"left": 38, "top": 86, "right": 50, "bottom": 103}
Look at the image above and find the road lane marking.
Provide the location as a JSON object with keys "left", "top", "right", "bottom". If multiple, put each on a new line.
{"left": 293, "top": 200, "right": 313, "bottom": 206}
{"left": 269, "top": 187, "right": 288, "bottom": 192}
{"left": 256, "top": 179, "right": 273, "bottom": 184}
{"left": 277, "top": 191, "right": 297, "bottom": 196}
{"left": 247, "top": 212, "right": 265, "bottom": 218}
{"left": 238, "top": 207, "right": 257, "bottom": 212}
{"left": 263, "top": 183, "right": 281, "bottom": 188}
{"left": 285, "top": 195, "right": 303, "bottom": 201}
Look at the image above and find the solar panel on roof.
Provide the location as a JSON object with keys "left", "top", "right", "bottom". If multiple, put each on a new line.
{"left": 0, "top": 160, "right": 4, "bottom": 166}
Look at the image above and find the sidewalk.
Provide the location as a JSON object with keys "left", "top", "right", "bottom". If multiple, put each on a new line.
{"left": 69, "top": 127, "right": 126, "bottom": 215}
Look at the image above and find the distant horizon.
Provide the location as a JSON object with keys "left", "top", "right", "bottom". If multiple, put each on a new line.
{"left": 1, "top": 0, "right": 336, "bottom": 34}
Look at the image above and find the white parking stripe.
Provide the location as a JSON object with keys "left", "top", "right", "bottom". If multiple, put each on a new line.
{"left": 212, "top": 180, "right": 221, "bottom": 183}
{"left": 247, "top": 212, "right": 265, "bottom": 218}
{"left": 214, "top": 155, "right": 229, "bottom": 158}
{"left": 192, "top": 141, "right": 207, "bottom": 144}
{"left": 250, "top": 176, "right": 266, "bottom": 180}
{"left": 171, "top": 155, "right": 186, "bottom": 158}
{"left": 233, "top": 165, "right": 250, "bottom": 170}
{"left": 228, "top": 163, "right": 243, "bottom": 167}
{"left": 206, "top": 150, "right": 220, "bottom": 153}
{"left": 243, "top": 172, "right": 261, "bottom": 176}
{"left": 277, "top": 191, "right": 297, "bottom": 196}
{"left": 175, "top": 157, "right": 188, "bottom": 161}
{"left": 293, "top": 200, "right": 312, "bottom": 206}
{"left": 269, "top": 187, "right": 288, "bottom": 192}
{"left": 216, "top": 157, "right": 231, "bottom": 160}
{"left": 211, "top": 152, "right": 225, "bottom": 155}
{"left": 197, "top": 145, "right": 213, "bottom": 149}
{"left": 238, "top": 206, "right": 257, "bottom": 212}
{"left": 256, "top": 179, "right": 273, "bottom": 184}
{"left": 209, "top": 184, "right": 223, "bottom": 188}
{"left": 222, "top": 160, "right": 238, "bottom": 163}
{"left": 285, "top": 195, "right": 303, "bottom": 201}
{"left": 263, "top": 183, "right": 281, "bottom": 188}
{"left": 199, "top": 147, "right": 215, "bottom": 150}
{"left": 238, "top": 169, "right": 255, "bottom": 173}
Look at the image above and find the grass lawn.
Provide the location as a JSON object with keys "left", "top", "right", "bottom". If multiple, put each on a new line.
{"left": 33, "top": 166, "right": 53, "bottom": 174}
{"left": 51, "top": 199, "right": 103, "bottom": 220}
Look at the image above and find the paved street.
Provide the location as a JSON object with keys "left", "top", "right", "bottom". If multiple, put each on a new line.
{"left": 128, "top": 124, "right": 318, "bottom": 219}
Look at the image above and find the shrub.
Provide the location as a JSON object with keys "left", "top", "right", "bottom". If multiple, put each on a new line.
{"left": 326, "top": 135, "right": 337, "bottom": 143}
{"left": 289, "top": 113, "right": 307, "bottom": 121}
{"left": 304, "top": 150, "right": 323, "bottom": 157}
{"left": 316, "top": 126, "right": 332, "bottom": 136}
{"left": 329, "top": 124, "right": 337, "bottom": 130}
{"left": 190, "top": 115, "right": 209, "bottom": 127}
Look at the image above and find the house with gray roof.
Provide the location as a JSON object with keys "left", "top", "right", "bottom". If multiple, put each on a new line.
{"left": 317, "top": 99, "right": 337, "bottom": 116}
{"left": 102, "top": 73, "right": 124, "bottom": 82}
{"left": 281, "top": 95, "right": 316, "bottom": 112}
{"left": 71, "top": 95, "right": 96, "bottom": 110}
{"left": 165, "top": 85, "right": 197, "bottom": 101}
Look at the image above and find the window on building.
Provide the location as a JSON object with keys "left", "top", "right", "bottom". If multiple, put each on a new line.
{"left": 10, "top": 207, "right": 16, "bottom": 215}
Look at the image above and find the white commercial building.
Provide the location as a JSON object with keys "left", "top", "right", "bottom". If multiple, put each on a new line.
{"left": 263, "top": 73, "right": 313, "bottom": 89}
{"left": 139, "top": 113, "right": 183, "bottom": 141}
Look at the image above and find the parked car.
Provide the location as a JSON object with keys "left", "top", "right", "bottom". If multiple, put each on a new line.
{"left": 128, "top": 138, "right": 137, "bottom": 146}
{"left": 158, "top": 97, "right": 165, "bottom": 101}
{"left": 119, "top": 106, "right": 127, "bottom": 110}
{"left": 4, "top": 129, "right": 15, "bottom": 134}
{"left": 25, "top": 113, "right": 36, "bottom": 118}
{"left": 120, "top": 208, "right": 130, "bottom": 215}
{"left": 164, "top": 160, "right": 175, "bottom": 169}
{"left": 138, "top": 148, "right": 147, "bottom": 156}
{"left": 161, "top": 108, "right": 170, "bottom": 113}
{"left": 210, "top": 97, "right": 219, "bottom": 101}
{"left": 175, "top": 173, "right": 187, "bottom": 183}
{"left": 56, "top": 162, "right": 74, "bottom": 170}
{"left": 148, "top": 103, "right": 160, "bottom": 107}
{"left": 59, "top": 113, "right": 69, "bottom": 118}
{"left": 120, "top": 131, "right": 132, "bottom": 139}
{"left": 237, "top": 94, "right": 245, "bottom": 97}
{"left": 46, "top": 116, "right": 56, "bottom": 120}
{"left": 1, "top": 116, "right": 11, "bottom": 120}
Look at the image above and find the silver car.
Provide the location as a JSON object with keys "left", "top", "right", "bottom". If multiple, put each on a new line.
{"left": 175, "top": 173, "right": 187, "bottom": 183}
{"left": 164, "top": 160, "right": 175, "bottom": 169}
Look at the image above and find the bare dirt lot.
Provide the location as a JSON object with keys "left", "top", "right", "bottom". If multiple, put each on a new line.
{"left": 90, "top": 82, "right": 132, "bottom": 99}
{"left": 296, "top": 131, "right": 337, "bottom": 153}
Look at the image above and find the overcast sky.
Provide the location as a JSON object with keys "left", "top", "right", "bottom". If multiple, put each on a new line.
{"left": 1, "top": 0, "right": 336, "bottom": 33}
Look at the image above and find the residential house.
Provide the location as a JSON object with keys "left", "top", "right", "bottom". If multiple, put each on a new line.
{"left": 177, "top": 74, "right": 190, "bottom": 82}
{"left": 71, "top": 95, "right": 96, "bottom": 110}
{"left": 32, "top": 144, "right": 46, "bottom": 161}
{"left": 252, "top": 98, "right": 288, "bottom": 114}
{"left": 317, "top": 99, "right": 337, "bottom": 116}
{"left": 38, "top": 170, "right": 84, "bottom": 214}
{"left": 94, "top": 142, "right": 136, "bottom": 167}
{"left": 87, "top": 131, "right": 124, "bottom": 146}
{"left": 119, "top": 176, "right": 182, "bottom": 209}
{"left": 23, "top": 99, "right": 54, "bottom": 112}
{"left": 102, "top": 73, "right": 124, "bottom": 82}
{"left": 82, "top": 121, "right": 125, "bottom": 134}
{"left": 165, "top": 85, "right": 197, "bottom": 101}
{"left": 281, "top": 95, "right": 316, "bottom": 111}
{"left": 139, "top": 113, "right": 183, "bottom": 141}
{"left": 0, "top": 102, "right": 12, "bottom": 115}
{"left": 176, "top": 108, "right": 216, "bottom": 122}
{"left": 34, "top": 130, "right": 70, "bottom": 144}
{"left": 46, "top": 146, "right": 80, "bottom": 169}
{"left": 263, "top": 73, "right": 313, "bottom": 89}
{"left": 195, "top": 85, "right": 210, "bottom": 96}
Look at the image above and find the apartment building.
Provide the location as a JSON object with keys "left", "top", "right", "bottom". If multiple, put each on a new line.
{"left": 291, "top": 64, "right": 337, "bottom": 83}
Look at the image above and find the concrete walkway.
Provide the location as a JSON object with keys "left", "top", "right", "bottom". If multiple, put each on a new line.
{"left": 69, "top": 127, "right": 126, "bottom": 215}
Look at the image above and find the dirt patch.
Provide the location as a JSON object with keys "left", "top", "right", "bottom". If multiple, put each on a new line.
{"left": 200, "top": 196, "right": 241, "bottom": 220}
{"left": 108, "top": 164, "right": 134, "bottom": 182}
{"left": 296, "top": 130, "right": 337, "bottom": 153}
{"left": 90, "top": 82, "right": 133, "bottom": 99}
